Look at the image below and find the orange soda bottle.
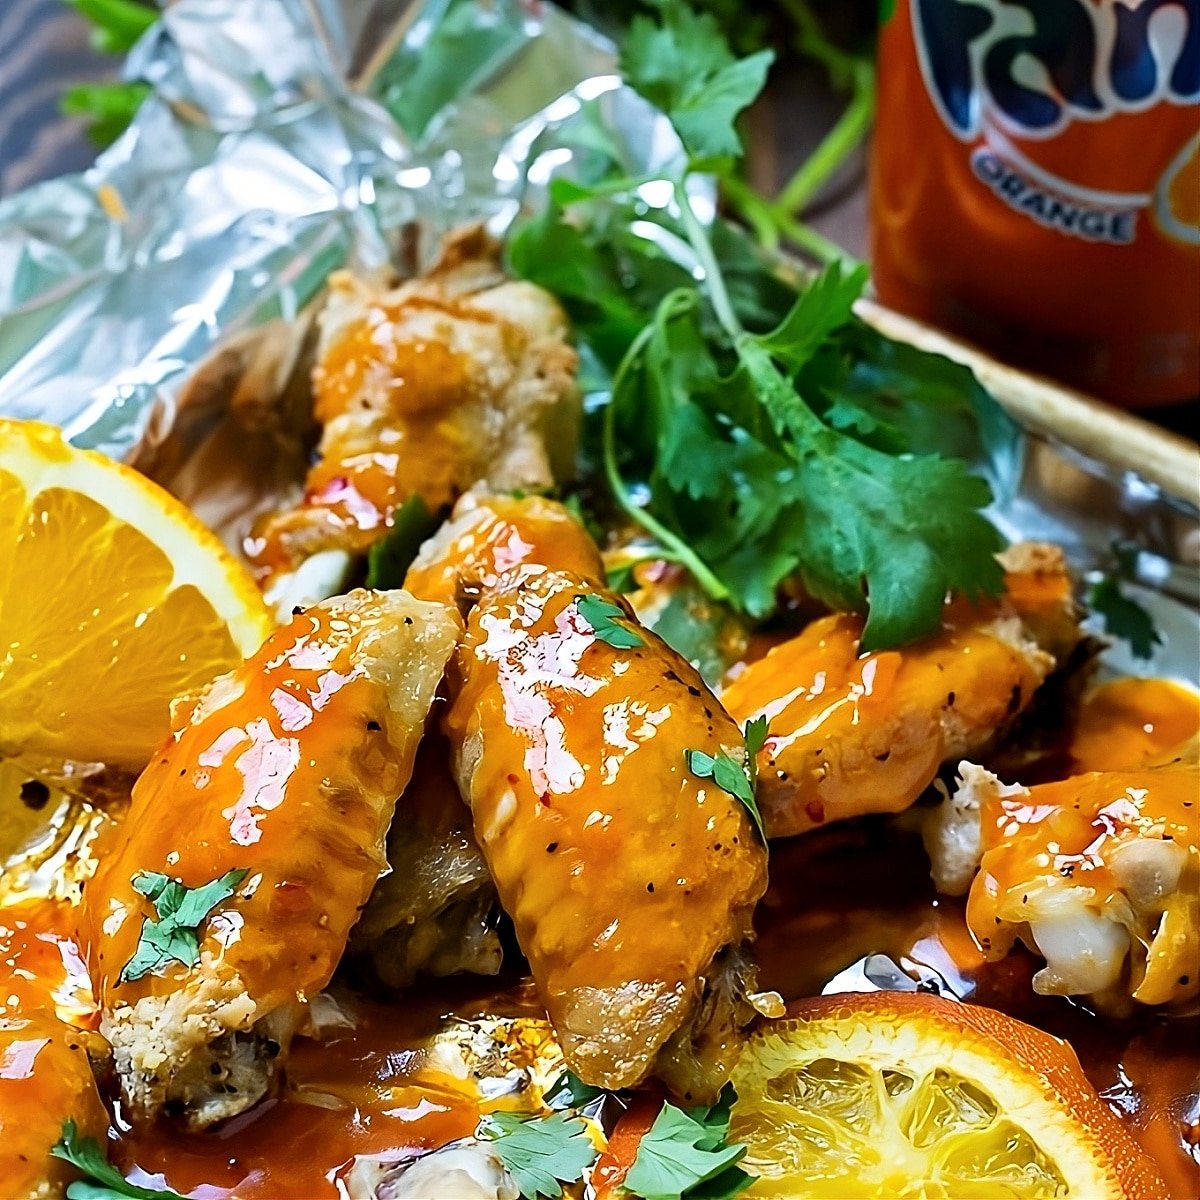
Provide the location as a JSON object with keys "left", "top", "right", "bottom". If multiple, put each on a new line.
{"left": 870, "top": 0, "right": 1200, "bottom": 408}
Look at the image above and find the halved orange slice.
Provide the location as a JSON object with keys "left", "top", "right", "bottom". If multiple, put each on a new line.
{"left": 0, "top": 419, "right": 272, "bottom": 772}
{"left": 729, "top": 992, "right": 1165, "bottom": 1198}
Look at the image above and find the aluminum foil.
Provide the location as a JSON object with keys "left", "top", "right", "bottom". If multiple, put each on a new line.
{"left": 0, "top": 0, "right": 627, "bottom": 462}
{"left": 0, "top": 0, "right": 1195, "bottom": 680}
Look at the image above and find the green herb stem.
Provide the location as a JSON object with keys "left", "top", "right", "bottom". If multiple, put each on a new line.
{"left": 675, "top": 181, "right": 743, "bottom": 340}
{"left": 774, "top": 58, "right": 875, "bottom": 217}
{"left": 602, "top": 324, "right": 732, "bottom": 604}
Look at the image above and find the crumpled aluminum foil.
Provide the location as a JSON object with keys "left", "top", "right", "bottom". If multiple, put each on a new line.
{"left": 0, "top": 0, "right": 1195, "bottom": 681}
{"left": 0, "top": 0, "right": 632, "bottom": 463}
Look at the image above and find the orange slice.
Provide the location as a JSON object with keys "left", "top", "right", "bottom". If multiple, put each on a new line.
{"left": 0, "top": 419, "right": 272, "bottom": 772}
{"left": 729, "top": 992, "right": 1165, "bottom": 1198}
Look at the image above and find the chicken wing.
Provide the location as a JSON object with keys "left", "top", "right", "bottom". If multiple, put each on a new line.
{"left": 246, "top": 229, "right": 580, "bottom": 604}
{"left": 444, "top": 566, "right": 769, "bottom": 1101}
{"left": 406, "top": 490, "right": 605, "bottom": 611}
{"left": 720, "top": 544, "right": 1081, "bottom": 839}
{"left": 83, "top": 590, "right": 460, "bottom": 1128}
{"left": 351, "top": 734, "right": 502, "bottom": 989}
{"left": 927, "top": 742, "right": 1199, "bottom": 1013}
{"left": 0, "top": 901, "right": 108, "bottom": 1199}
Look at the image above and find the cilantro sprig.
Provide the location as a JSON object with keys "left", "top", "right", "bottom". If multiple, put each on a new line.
{"left": 576, "top": 593, "right": 645, "bottom": 649}
{"left": 481, "top": 1111, "right": 598, "bottom": 1199}
{"left": 625, "top": 1085, "right": 753, "bottom": 1200}
{"left": 686, "top": 716, "right": 768, "bottom": 838}
{"left": 52, "top": 1119, "right": 185, "bottom": 1200}
{"left": 509, "top": 0, "right": 1012, "bottom": 652}
{"left": 62, "top": 0, "right": 157, "bottom": 147}
{"left": 1087, "top": 544, "right": 1162, "bottom": 660}
{"left": 119, "top": 868, "right": 247, "bottom": 983}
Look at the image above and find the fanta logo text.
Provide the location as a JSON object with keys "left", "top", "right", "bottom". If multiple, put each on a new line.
{"left": 914, "top": 0, "right": 1200, "bottom": 139}
{"left": 971, "top": 150, "right": 1137, "bottom": 241}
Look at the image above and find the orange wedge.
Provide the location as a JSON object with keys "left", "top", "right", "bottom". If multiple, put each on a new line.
{"left": 0, "top": 419, "right": 272, "bottom": 772}
{"left": 729, "top": 992, "right": 1165, "bottom": 1199}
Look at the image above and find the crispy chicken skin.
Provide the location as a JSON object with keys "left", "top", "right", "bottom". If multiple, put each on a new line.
{"left": 0, "top": 903, "right": 108, "bottom": 1199}
{"left": 83, "top": 590, "right": 459, "bottom": 1128}
{"left": 247, "top": 229, "right": 580, "bottom": 591}
{"left": 444, "top": 566, "right": 768, "bottom": 1100}
{"left": 720, "top": 544, "right": 1079, "bottom": 839}
{"left": 928, "top": 742, "right": 1199, "bottom": 1013}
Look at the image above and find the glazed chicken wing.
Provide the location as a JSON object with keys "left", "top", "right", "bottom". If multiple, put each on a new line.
{"left": 406, "top": 490, "right": 605, "bottom": 610}
{"left": 444, "top": 566, "right": 769, "bottom": 1101}
{"left": 927, "top": 741, "right": 1199, "bottom": 1013}
{"left": 83, "top": 590, "right": 460, "bottom": 1128}
{"left": 348, "top": 492, "right": 605, "bottom": 987}
{"left": 247, "top": 229, "right": 580, "bottom": 605}
{"left": 720, "top": 544, "right": 1082, "bottom": 839}
{"left": 0, "top": 902, "right": 107, "bottom": 1199}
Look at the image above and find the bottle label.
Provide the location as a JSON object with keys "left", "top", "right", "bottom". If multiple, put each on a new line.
{"left": 911, "top": 0, "right": 1200, "bottom": 245}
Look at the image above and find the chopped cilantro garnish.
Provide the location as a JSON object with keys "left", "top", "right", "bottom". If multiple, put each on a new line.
{"left": 742, "top": 715, "right": 768, "bottom": 759}
{"left": 1088, "top": 574, "right": 1162, "bottom": 660}
{"left": 119, "top": 868, "right": 247, "bottom": 984}
{"left": 52, "top": 1119, "right": 185, "bottom": 1199}
{"left": 576, "top": 593, "right": 645, "bottom": 649}
{"left": 685, "top": 745, "right": 765, "bottom": 841}
{"left": 545, "top": 1068, "right": 605, "bottom": 1111}
{"left": 625, "top": 1085, "right": 753, "bottom": 1200}
{"left": 481, "top": 1111, "right": 597, "bottom": 1199}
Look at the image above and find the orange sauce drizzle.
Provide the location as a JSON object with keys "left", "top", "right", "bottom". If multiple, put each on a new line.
{"left": 3, "top": 680, "right": 1196, "bottom": 1194}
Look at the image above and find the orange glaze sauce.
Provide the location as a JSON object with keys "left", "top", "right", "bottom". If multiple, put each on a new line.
{"left": 1067, "top": 677, "right": 1200, "bottom": 772}
{"left": 247, "top": 297, "right": 491, "bottom": 582}
{"left": 755, "top": 674, "right": 1200, "bottom": 1196}
{"left": 113, "top": 979, "right": 542, "bottom": 1198}
{"left": 0, "top": 900, "right": 107, "bottom": 1195}
{"left": 722, "top": 600, "right": 1046, "bottom": 838}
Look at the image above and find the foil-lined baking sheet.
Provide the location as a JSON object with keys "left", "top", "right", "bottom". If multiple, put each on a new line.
{"left": 0, "top": 0, "right": 1195, "bottom": 682}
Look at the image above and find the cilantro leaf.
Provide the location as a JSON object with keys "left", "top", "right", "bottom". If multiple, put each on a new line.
{"left": 743, "top": 715, "right": 768, "bottom": 759}
{"left": 685, "top": 746, "right": 765, "bottom": 841}
{"left": 365, "top": 495, "right": 443, "bottom": 589}
{"left": 625, "top": 1086, "right": 751, "bottom": 1200}
{"left": 576, "top": 593, "right": 645, "bottom": 649}
{"left": 120, "top": 868, "right": 247, "bottom": 984}
{"left": 481, "top": 1111, "right": 597, "bottom": 1199}
{"left": 67, "top": 0, "right": 156, "bottom": 55}
{"left": 545, "top": 1069, "right": 605, "bottom": 1111}
{"left": 509, "top": 0, "right": 1010, "bottom": 650}
{"left": 1088, "top": 574, "right": 1161, "bottom": 660}
{"left": 52, "top": 1119, "right": 185, "bottom": 1199}
{"left": 756, "top": 260, "right": 868, "bottom": 373}
{"left": 621, "top": 0, "right": 773, "bottom": 162}
{"left": 604, "top": 288, "right": 1004, "bottom": 648}
{"left": 799, "top": 323, "right": 1023, "bottom": 499}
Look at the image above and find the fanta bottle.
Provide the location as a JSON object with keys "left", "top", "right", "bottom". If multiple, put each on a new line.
{"left": 870, "top": 0, "right": 1200, "bottom": 408}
